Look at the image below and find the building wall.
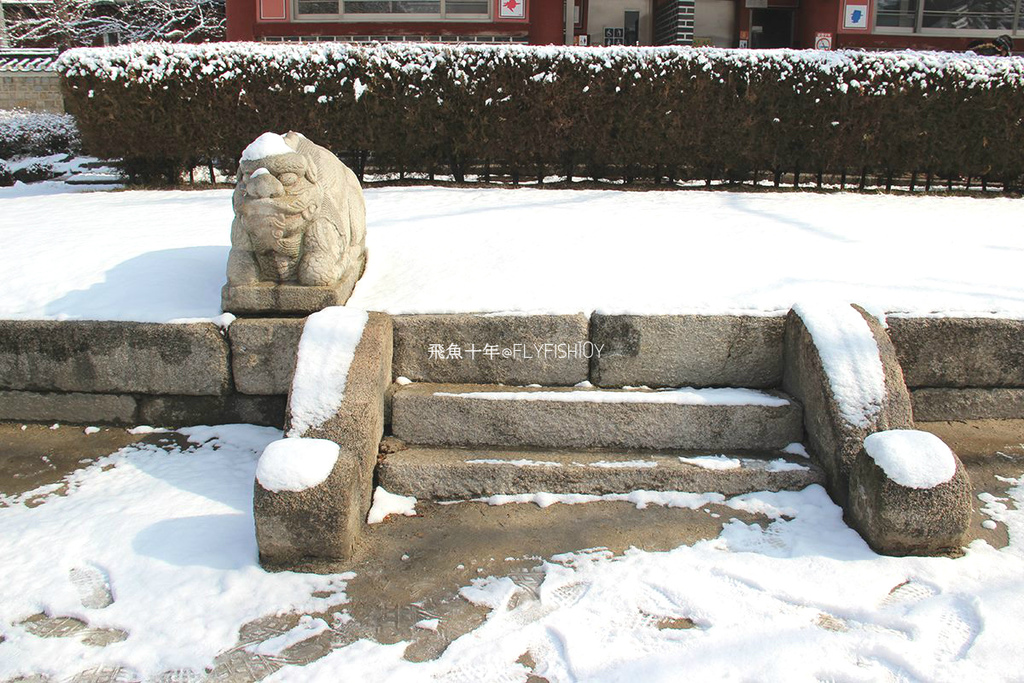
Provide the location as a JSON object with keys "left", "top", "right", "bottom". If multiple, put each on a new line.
{"left": 227, "top": 0, "right": 655, "bottom": 45}
{"left": 694, "top": 0, "right": 734, "bottom": 46}
{"left": 587, "top": 0, "right": 653, "bottom": 46}
{"left": 0, "top": 71, "right": 63, "bottom": 112}
{"left": 654, "top": 0, "right": 695, "bottom": 44}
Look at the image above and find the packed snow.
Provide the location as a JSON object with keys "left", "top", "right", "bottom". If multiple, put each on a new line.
{"left": 255, "top": 438, "right": 340, "bottom": 493}
{"left": 466, "top": 458, "right": 562, "bottom": 467}
{"left": 793, "top": 302, "right": 887, "bottom": 428}
{"left": 2, "top": 186, "right": 1024, "bottom": 321}
{"left": 783, "top": 442, "right": 810, "bottom": 458}
{"left": 286, "top": 307, "right": 369, "bottom": 437}
{"left": 764, "top": 459, "right": 810, "bottom": 473}
{"left": 678, "top": 455, "right": 742, "bottom": 470}
{"left": 433, "top": 387, "right": 791, "bottom": 406}
{"left": 589, "top": 459, "right": 659, "bottom": 469}
{"left": 248, "top": 616, "right": 330, "bottom": 657}
{"left": 0, "top": 427, "right": 1022, "bottom": 679}
{"left": 0, "top": 425, "right": 352, "bottom": 679}
{"left": 366, "top": 486, "right": 418, "bottom": 524}
{"left": 473, "top": 490, "right": 727, "bottom": 510}
{"left": 863, "top": 430, "right": 958, "bottom": 489}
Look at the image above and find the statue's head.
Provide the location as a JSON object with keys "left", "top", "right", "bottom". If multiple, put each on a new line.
{"left": 234, "top": 131, "right": 320, "bottom": 221}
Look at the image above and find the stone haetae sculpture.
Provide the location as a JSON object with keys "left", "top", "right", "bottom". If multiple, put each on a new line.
{"left": 222, "top": 131, "right": 367, "bottom": 314}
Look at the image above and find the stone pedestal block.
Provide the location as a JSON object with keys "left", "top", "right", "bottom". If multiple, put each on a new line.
{"left": 0, "top": 391, "right": 137, "bottom": 425}
{"left": 848, "top": 435, "right": 972, "bottom": 556}
{"left": 254, "top": 443, "right": 362, "bottom": 567}
{"left": 590, "top": 314, "right": 784, "bottom": 388}
{"left": 228, "top": 318, "right": 305, "bottom": 395}
{"left": 887, "top": 317, "right": 1024, "bottom": 388}
{"left": 221, "top": 265, "right": 361, "bottom": 316}
{"left": 0, "top": 320, "right": 230, "bottom": 395}
{"left": 911, "top": 387, "right": 1024, "bottom": 422}
{"left": 392, "top": 313, "right": 589, "bottom": 386}
{"left": 137, "top": 394, "right": 286, "bottom": 428}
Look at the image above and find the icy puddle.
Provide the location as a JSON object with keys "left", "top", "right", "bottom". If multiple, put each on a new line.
{"left": 0, "top": 423, "right": 1022, "bottom": 681}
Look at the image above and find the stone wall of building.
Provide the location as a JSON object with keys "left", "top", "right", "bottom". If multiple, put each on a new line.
{"left": 0, "top": 71, "right": 63, "bottom": 112}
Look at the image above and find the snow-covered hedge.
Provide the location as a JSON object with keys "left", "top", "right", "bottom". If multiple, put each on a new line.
{"left": 0, "top": 109, "right": 81, "bottom": 160}
{"left": 57, "top": 42, "right": 1024, "bottom": 185}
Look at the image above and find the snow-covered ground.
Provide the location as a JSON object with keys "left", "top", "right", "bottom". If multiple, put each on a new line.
{"left": 0, "top": 425, "right": 1022, "bottom": 680}
{"left": 1, "top": 184, "right": 1023, "bottom": 322}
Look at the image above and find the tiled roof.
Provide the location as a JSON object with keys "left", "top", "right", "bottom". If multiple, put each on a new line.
{"left": 0, "top": 49, "right": 58, "bottom": 72}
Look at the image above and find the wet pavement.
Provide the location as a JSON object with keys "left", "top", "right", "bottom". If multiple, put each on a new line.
{"left": 1, "top": 419, "right": 1022, "bottom": 682}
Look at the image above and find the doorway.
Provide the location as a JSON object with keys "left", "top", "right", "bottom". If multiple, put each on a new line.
{"left": 749, "top": 8, "right": 794, "bottom": 48}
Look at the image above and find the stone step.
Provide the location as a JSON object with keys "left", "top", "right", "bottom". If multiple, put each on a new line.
{"left": 391, "top": 383, "right": 803, "bottom": 451}
{"left": 64, "top": 174, "right": 123, "bottom": 186}
{"left": 378, "top": 446, "right": 824, "bottom": 500}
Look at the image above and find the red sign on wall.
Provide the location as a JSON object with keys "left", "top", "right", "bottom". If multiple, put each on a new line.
{"left": 259, "top": 0, "right": 288, "bottom": 22}
{"left": 496, "top": 0, "right": 528, "bottom": 22}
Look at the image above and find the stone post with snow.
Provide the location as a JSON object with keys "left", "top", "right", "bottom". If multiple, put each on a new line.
{"left": 782, "top": 302, "right": 973, "bottom": 556}
{"left": 782, "top": 303, "right": 915, "bottom": 505}
{"left": 253, "top": 307, "right": 392, "bottom": 569}
{"left": 849, "top": 429, "right": 972, "bottom": 556}
{"left": 222, "top": 132, "right": 367, "bottom": 315}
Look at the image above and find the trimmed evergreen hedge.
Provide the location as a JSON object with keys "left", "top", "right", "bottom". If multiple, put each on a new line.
{"left": 57, "top": 42, "right": 1024, "bottom": 186}
{"left": 0, "top": 109, "right": 81, "bottom": 160}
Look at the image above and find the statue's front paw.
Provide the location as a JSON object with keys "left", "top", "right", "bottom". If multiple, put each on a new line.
{"left": 298, "top": 255, "right": 340, "bottom": 286}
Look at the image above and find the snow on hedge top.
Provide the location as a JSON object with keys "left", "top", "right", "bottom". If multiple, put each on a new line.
{"left": 241, "top": 132, "right": 293, "bottom": 161}
{"left": 55, "top": 42, "right": 1024, "bottom": 96}
{"left": 863, "top": 429, "right": 957, "bottom": 489}
{"left": 794, "top": 303, "right": 886, "bottom": 429}
{"left": 256, "top": 437, "right": 339, "bottom": 493}
{"left": 287, "top": 307, "right": 369, "bottom": 438}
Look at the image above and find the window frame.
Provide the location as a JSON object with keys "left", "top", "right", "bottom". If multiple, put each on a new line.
{"left": 873, "top": 0, "right": 1024, "bottom": 35}
{"left": 292, "top": 0, "right": 494, "bottom": 22}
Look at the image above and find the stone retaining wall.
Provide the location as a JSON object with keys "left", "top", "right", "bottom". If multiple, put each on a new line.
{"left": 1, "top": 313, "right": 1020, "bottom": 427}
{"left": 886, "top": 317, "right": 1024, "bottom": 421}
{"left": 0, "top": 320, "right": 285, "bottom": 427}
{"left": 0, "top": 71, "right": 64, "bottom": 112}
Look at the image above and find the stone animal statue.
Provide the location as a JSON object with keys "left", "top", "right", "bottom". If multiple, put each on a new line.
{"left": 227, "top": 131, "right": 366, "bottom": 287}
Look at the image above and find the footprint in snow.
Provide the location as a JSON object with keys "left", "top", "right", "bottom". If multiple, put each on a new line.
{"left": 879, "top": 579, "right": 938, "bottom": 608}
{"left": 880, "top": 580, "right": 980, "bottom": 660}
{"left": 69, "top": 564, "right": 114, "bottom": 610}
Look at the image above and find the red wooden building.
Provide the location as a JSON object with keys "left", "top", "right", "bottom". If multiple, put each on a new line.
{"left": 225, "top": 0, "right": 1017, "bottom": 52}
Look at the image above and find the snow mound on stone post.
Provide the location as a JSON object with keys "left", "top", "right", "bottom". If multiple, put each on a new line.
{"left": 794, "top": 303, "right": 886, "bottom": 428}
{"left": 287, "top": 307, "right": 369, "bottom": 437}
{"left": 256, "top": 438, "right": 340, "bottom": 492}
{"left": 863, "top": 429, "right": 957, "bottom": 489}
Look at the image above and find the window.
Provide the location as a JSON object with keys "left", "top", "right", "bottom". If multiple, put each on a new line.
{"left": 295, "top": 0, "right": 489, "bottom": 17}
{"left": 922, "top": 0, "right": 1015, "bottom": 30}
{"left": 875, "top": 0, "right": 917, "bottom": 28}
{"left": 875, "top": 0, "right": 1024, "bottom": 32}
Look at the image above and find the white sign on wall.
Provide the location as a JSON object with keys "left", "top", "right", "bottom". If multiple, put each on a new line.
{"left": 844, "top": 3, "right": 869, "bottom": 29}
{"left": 498, "top": 0, "right": 526, "bottom": 20}
{"left": 815, "top": 32, "right": 833, "bottom": 49}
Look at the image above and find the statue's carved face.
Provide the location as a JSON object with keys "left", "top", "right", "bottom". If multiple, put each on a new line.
{"left": 235, "top": 151, "right": 320, "bottom": 223}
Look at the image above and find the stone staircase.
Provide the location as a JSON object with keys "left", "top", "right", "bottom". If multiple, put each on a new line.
{"left": 380, "top": 380, "right": 824, "bottom": 500}
{"left": 258, "top": 307, "right": 973, "bottom": 568}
